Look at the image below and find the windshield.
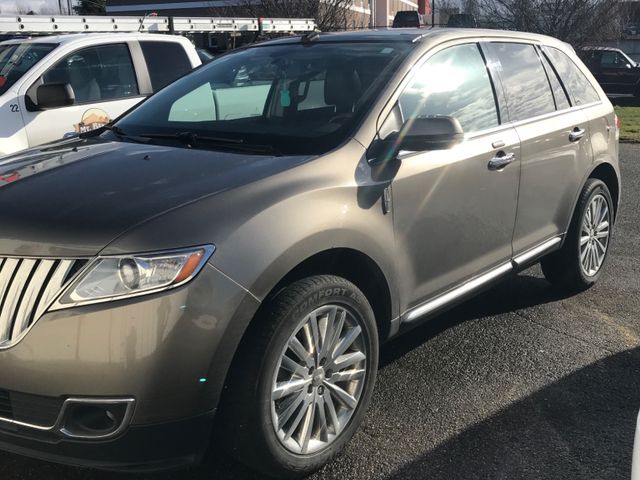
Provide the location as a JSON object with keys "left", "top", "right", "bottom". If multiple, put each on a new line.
{"left": 114, "top": 41, "right": 412, "bottom": 155}
{"left": 0, "top": 42, "right": 57, "bottom": 96}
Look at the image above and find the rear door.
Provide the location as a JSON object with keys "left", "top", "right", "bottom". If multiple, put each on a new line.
{"left": 388, "top": 43, "right": 521, "bottom": 311}
{"left": 483, "top": 42, "right": 593, "bottom": 258}
{"left": 19, "top": 42, "right": 144, "bottom": 146}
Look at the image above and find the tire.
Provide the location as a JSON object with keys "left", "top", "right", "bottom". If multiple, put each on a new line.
{"left": 541, "top": 178, "right": 614, "bottom": 292}
{"left": 220, "top": 275, "right": 379, "bottom": 479}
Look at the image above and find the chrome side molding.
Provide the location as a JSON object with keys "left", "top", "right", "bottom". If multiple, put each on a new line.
{"left": 401, "top": 235, "right": 563, "bottom": 325}
{"left": 513, "top": 236, "right": 562, "bottom": 267}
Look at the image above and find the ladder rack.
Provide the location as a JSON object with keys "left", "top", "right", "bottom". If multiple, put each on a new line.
{"left": 0, "top": 14, "right": 316, "bottom": 34}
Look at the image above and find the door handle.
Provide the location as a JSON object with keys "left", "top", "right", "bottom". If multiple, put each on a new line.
{"left": 569, "top": 127, "right": 586, "bottom": 142}
{"left": 488, "top": 152, "right": 515, "bottom": 171}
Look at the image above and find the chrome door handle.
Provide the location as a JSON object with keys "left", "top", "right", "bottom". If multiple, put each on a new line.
{"left": 569, "top": 127, "right": 586, "bottom": 142}
{"left": 488, "top": 152, "right": 515, "bottom": 171}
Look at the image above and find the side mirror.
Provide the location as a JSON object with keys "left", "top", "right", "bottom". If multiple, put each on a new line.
{"left": 396, "top": 116, "right": 464, "bottom": 152}
{"left": 36, "top": 83, "right": 75, "bottom": 109}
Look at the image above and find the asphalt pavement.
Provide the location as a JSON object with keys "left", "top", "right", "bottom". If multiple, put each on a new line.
{"left": 1, "top": 145, "right": 639, "bottom": 480}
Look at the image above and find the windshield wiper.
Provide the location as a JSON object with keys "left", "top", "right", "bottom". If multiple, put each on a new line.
{"left": 103, "top": 125, "right": 150, "bottom": 144}
{"left": 139, "top": 131, "right": 282, "bottom": 156}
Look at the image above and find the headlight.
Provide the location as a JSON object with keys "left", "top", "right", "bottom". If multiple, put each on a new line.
{"left": 53, "top": 245, "right": 214, "bottom": 308}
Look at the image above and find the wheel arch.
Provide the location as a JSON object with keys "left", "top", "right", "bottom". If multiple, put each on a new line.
{"left": 588, "top": 162, "right": 620, "bottom": 219}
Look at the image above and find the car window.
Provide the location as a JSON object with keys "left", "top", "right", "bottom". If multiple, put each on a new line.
{"left": 544, "top": 46, "right": 601, "bottom": 106}
{"left": 600, "top": 51, "right": 626, "bottom": 67}
{"left": 140, "top": 41, "right": 192, "bottom": 91}
{"left": 115, "top": 42, "right": 412, "bottom": 155}
{"left": 539, "top": 51, "right": 571, "bottom": 110}
{"left": 42, "top": 44, "right": 138, "bottom": 104}
{"left": 399, "top": 43, "right": 499, "bottom": 134}
{"left": 0, "top": 43, "right": 57, "bottom": 96}
{"left": 485, "top": 42, "right": 555, "bottom": 123}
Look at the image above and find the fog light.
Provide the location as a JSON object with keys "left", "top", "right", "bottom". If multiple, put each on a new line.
{"left": 59, "top": 398, "right": 135, "bottom": 439}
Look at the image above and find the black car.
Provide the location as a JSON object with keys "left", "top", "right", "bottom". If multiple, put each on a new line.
{"left": 392, "top": 10, "right": 428, "bottom": 28}
{"left": 580, "top": 46, "right": 640, "bottom": 96}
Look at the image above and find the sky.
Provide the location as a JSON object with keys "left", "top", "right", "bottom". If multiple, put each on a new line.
{"left": 0, "top": 0, "right": 74, "bottom": 14}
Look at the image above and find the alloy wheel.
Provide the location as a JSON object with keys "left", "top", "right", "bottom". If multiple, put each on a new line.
{"left": 270, "top": 304, "right": 367, "bottom": 455}
{"left": 580, "top": 193, "right": 610, "bottom": 277}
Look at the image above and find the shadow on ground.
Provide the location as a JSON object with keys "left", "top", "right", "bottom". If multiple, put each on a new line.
{"left": 383, "top": 345, "right": 640, "bottom": 480}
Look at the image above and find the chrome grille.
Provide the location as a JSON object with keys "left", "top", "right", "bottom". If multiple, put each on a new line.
{"left": 0, "top": 257, "right": 79, "bottom": 347}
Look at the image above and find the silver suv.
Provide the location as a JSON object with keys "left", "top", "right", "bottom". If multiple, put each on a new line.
{"left": 0, "top": 29, "right": 620, "bottom": 478}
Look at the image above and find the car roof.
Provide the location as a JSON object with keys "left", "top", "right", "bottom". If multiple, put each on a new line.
{"left": 254, "top": 27, "right": 570, "bottom": 50}
{"left": 581, "top": 46, "right": 622, "bottom": 52}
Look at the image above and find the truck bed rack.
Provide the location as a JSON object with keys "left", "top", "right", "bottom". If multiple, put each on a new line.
{"left": 0, "top": 14, "right": 316, "bottom": 34}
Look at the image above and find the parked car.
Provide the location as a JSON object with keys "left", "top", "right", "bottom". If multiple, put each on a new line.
{"left": 447, "top": 13, "right": 478, "bottom": 28}
{"left": 579, "top": 46, "right": 640, "bottom": 96}
{"left": 0, "top": 28, "right": 620, "bottom": 478}
{"left": 0, "top": 33, "right": 201, "bottom": 156}
{"left": 392, "top": 10, "right": 428, "bottom": 28}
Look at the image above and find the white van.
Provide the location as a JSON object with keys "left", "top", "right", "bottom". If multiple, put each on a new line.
{"left": 0, "top": 33, "right": 200, "bottom": 155}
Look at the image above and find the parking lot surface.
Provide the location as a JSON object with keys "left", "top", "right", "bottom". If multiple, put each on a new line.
{"left": 1, "top": 144, "right": 639, "bottom": 480}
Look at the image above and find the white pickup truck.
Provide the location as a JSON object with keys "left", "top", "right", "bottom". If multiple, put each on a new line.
{"left": 0, "top": 33, "right": 201, "bottom": 156}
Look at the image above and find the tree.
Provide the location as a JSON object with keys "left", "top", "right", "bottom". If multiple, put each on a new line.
{"left": 73, "top": 0, "right": 106, "bottom": 15}
{"left": 222, "top": 0, "right": 356, "bottom": 32}
{"left": 479, "top": 0, "right": 626, "bottom": 46}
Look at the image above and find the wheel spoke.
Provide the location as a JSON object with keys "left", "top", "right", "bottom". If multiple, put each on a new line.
{"left": 331, "top": 325, "right": 362, "bottom": 361}
{"left": 320, "top": 307, "right": 343, "bottom": 361}
{"left": 324, "top": 389, "right": 340, "bottom": 434}
{"left": 272, "top": 377, "right": 311, "bottom": 401}
{"left": 281, "top": 353, "right": 309, "bottom": 377}
{"left": 315, "top": 393, "right": 329, "bottom": 443}
{"left": 324, "top": 382, "right": 358, "bottom": 410}
{"left": 580, "top": 235, "right": 590, "bottom": 246}
{"left": 278, "top": 390, "right": 308, "bottom": 430}
{"left": 284, "top": 394, "right": 312, "bottom": 441}
{"left": 332, "top": 351, "right": 366, "bottom": 371}
{"left": 289, "top": 335, "right": 314, "bottom": 368}
{"left": 298, "top": 399, "right": 316, "bottom": 453}
{"left": 330, "top": 368, "right": 365, "bottom": 383}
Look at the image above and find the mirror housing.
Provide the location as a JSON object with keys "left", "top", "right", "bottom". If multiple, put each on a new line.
{"left": 368, "top": 115, "right": 465, "bottom": 164}
{"left": 397, "top": 116, "right": 464, "bottom": 152}
{"left": 36, "top": 83, "right": 75, "bottom": 109}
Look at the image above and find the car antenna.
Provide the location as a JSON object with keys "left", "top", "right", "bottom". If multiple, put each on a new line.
{"left": 302, "top": 30, "right": 320, "bottom": 44}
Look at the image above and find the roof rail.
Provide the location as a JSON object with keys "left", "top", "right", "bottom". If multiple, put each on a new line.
{"left": 0, "top": 15, "right": 316, "bottom": 34}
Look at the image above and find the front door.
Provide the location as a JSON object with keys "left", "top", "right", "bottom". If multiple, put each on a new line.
{"left": 388, "top": 43, "right": 521, "bottom": 311}
{"left": 19, "top": 43, "right": 144, "bottom": 148}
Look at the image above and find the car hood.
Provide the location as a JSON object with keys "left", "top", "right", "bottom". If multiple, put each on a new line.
{"left": 0, "top": 138, "right": 312, "bottom": 257}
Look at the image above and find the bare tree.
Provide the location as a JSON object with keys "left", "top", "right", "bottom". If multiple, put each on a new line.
{"left": 479, "top": 0, "right": 626, "bottom": 46}
{"left": 222, "top": 0, "right": 356, "bottom": 31}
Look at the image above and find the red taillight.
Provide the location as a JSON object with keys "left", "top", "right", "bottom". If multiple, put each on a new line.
{"left": 615, "top": 114, "right": 621, "bottom": 130}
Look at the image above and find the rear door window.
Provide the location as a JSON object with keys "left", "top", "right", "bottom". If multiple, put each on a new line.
{"left": 42, "top": 43, "right": 138, "bottom": 104}
{"left": 140, "top": 41, "right": 192, "bottom": 91}
{"left": 399, "top": 43, "right": 499, "bottom": 134}
{"left": 543, "top": 46, "right": 601, "bottom": 106}
{"left": 485, "top": 42, "right": 555, "bottom": 122}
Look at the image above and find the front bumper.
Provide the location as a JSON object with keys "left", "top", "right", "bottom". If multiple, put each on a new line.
{"left": 0, "top": 262, "right": 259, "bottom": 469}
{"left": 0, "top": 412, "right": 214, "bottom": 472}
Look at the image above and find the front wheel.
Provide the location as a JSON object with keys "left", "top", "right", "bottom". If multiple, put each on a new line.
{"left": 541, "top": 178, "right": 614, "bottom": 291}
{"left": 221, "top": 275, "right": 379, "bottom": 478}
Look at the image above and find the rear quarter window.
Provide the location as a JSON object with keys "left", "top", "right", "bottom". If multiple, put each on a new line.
{"left": 140, "top": 41, "right": 192, "bottom": 91}
{"left": 544, "top": 46, "right": 601, "bottom": 106}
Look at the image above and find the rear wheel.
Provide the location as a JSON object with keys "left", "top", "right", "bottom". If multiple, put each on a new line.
{"left": 221, "top": 275, "right": 378, "bottom": 478}
{"left": 541, "top": 179, "right": 613, "bottom": 291}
